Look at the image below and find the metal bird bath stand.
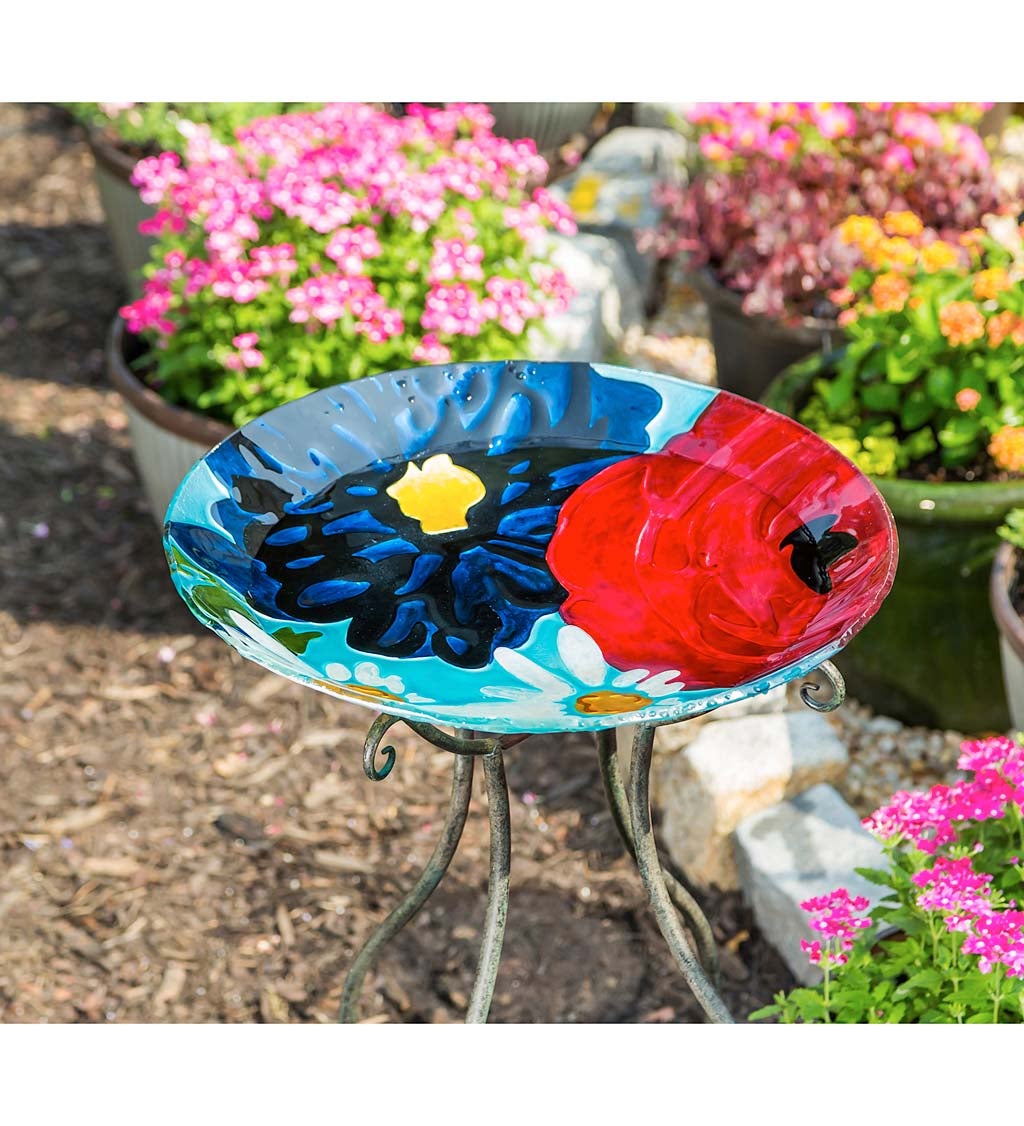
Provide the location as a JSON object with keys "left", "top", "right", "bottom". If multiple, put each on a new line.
{"left": 339, "top": 661, "right": 846, "bottom": 1024}
{"left": 161, "top": 360, "right": 895, "bottom": 1025}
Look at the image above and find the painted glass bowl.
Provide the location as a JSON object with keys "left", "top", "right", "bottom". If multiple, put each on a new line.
{"left": 164, "top": 361, "right": 898, "bottom": 734}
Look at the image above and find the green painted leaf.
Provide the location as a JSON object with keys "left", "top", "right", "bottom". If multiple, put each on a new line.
{"left": 272, "top": 627, "right": 321, "bottom": 655}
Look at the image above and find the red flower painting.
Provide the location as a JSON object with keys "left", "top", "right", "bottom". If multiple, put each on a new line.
{"left": 546, "top": 394, "right": 897, "bottom": 689}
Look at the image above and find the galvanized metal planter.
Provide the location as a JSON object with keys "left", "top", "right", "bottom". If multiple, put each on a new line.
{"left": 87, "top": 130, "right": 156, "bottom": 297}
{"left": 106, "top": 319, "right": 230, "bottom": 523}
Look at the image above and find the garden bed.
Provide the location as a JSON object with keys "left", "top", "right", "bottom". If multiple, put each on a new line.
{"left": 0, "top": 102, "right": 980, "bottom": 1023}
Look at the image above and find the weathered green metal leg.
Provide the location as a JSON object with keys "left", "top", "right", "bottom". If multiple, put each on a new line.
{"left": 339, "top": 748, "right": 475, "bottom": 1022}
{"left": 628, "top": 724, "right": 734, "bottom": 1023}
{"left": 595, "top": 729, "right": 722, "bottom": 990}
{"left": 466, "top": 748, "right": 511, "bottom": 1023}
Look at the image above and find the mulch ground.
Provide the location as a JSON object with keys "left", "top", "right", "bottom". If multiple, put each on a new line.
{"left": 0, "top": 101, "right": 796, "bottom": 1023}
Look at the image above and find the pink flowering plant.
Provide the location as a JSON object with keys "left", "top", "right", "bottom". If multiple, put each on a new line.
{"left": 119, "top": 103, "right": 576, "bottom": 427}
{"left": 647, "top": 102, "right": 1006, "bottom": 323}
{"left": 752, "top": 735, "right": 1024, "bottom": 1023}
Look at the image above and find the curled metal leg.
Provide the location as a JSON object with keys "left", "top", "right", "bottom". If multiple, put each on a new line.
{"left": 628, "top": 725, "right": 734, "bottom": 1024}
{"left": 800, "top": 660, "right": 846, "bottom": 712}
{"left": 466, "top": 748, "right": 511, "bottom": 1024}
{"left": 595, "top": 729, "right": 721, "bottom": 990}
{"left": 340, "top": 750, "right": 475, "bottom": 1022}
{"left": 363, "top": 713, "right": 402, "bottom": 781}
{"left": 363, "top": 712, "right": 530, "bottom": 782}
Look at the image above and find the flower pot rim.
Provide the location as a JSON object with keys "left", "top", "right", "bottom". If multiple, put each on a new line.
{"left": 691, "top": 266, "right": 839, "bottom": 342}
{"left": 763, "top": 353, "right": 1024, "bottom": 524}
{"left": 87, "top": 126, "right": 143, "bottom": 183}
{"left": 991, "top": 541, "right": 1024, "bottom": 664}
{"left": 107, "top": 317, "right": 232, "bottom": 447}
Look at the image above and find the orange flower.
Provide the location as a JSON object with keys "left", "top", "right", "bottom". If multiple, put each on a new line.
{"left": 955, "top": 388, "right": 981, "bottom": 411}
{"left": 866, "top": 236, "right": 917, "bottom": 271}
{"left": 939, "top": 301, "right": 985, "bottom": 346}
{"left": 883, "top": 210, "right": 924, "bottom": 238}
{"left": 973, "top": 267, "right": 1011, "bottom": 300}
{"left": 989, "top": 426, "right": 1024, "bottom": 473}
{"left": 828, "top": 287, "right": 855, "bottom": 306}
{"left": 870, "top": 272, "right": 911, "bottom": 312}
{"left": 920, "top": 240, "right": 960, "bottom": 273}
{"left": 959, "top": 228, "right": 985, "bottom": 248}
{"left": 987, "top": 309, "right": 1024, "bottom": 347}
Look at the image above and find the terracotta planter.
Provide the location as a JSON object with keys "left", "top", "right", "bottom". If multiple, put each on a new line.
{"left": 106, "top": 318, "right": 231, "bottom": 523}
{"left": 764, "top": 354, "right": 1024, "bottom": 732}
{"left": 692, "top": 269, "right": 839, "bottom": 402}
{"left": 87, "top": 129, "right": 156, "bottom": 296}
{"left": 990, "top": 542, "right": 1024, "bottom": 732}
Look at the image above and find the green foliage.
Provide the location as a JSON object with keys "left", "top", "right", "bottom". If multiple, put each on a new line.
{"left": 796, "top": 214, "right": 1024, "bottom": 479}
{"left": 64, "top": 102, "right": 320, "bottom": 155}
{"left": 998, "top": 507, "right": 1024, "bottom": 552}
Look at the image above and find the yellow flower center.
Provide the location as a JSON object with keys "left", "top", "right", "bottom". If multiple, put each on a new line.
{"left": 386, "top": 454, "right": 486, "bottom": 535}
{"left": 311, "top": 680, "right": 403, "bottom": 704}
{"left": 574, "top": 690, "right": 653, "bottom": 715}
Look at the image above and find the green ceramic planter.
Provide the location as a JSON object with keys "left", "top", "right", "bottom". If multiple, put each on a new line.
{"left": 764, "top": 354, "right": 1024, "bottom": 732}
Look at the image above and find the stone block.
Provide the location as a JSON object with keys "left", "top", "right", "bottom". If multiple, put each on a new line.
{"left": 734, "top": 783, "right": 889, "bottom": 985}
{"left": 653, "top": 711, "right": 848, "bottom": 890}
{"left": 549, "top": 127, "right": 687, "bottom": 301}
{"left": 527, "top": 232, "right": 644, "bottom": 362}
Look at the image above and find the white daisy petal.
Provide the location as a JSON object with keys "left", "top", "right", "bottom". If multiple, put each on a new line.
{"left": 637, "top": 670, "right": 685, "bottom": 696}
{"left": 556, "top": 625, "right": 607, "bottom": 686}
{"left": 354, "top": 661, "right": 404, "bottom": 694}
{"left": 493, "top": 647, "right": 572, "bottom": 696}
{"left": 613, "top": 668, "right": 649, "bottom": 689}
{"left": 480, "top": 686, "right": 540, "bottom": 701}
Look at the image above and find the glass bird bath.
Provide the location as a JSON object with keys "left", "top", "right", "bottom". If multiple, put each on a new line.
{"left": 164, "top": 360, "right": 898, "bottom": 1023}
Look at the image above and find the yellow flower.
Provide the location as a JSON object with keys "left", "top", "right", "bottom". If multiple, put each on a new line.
{"left": 989, "top": 426, "right": 1024, "bottom": 473}
{"left": 920, "top": 240, "right": 960, "bottom": 273}
{"left": 882, "top": 210, "right": 924, "bottom": 238}
{"left": 837, "top": 215, "right": 882, "bottom": 251}
{"left": 973, "top": 267, "right": 1011, "bottom": 300}
{"left": 385, "top": 454, "right": 486, "bottom": 535}
{"left": 870, "top": 272, "right": 911, "bottom": 313}
{"left": 939, "top": 301, "right": 985, "bottom": 346}
{"left": 959, "top": 227, "right": 985, "bottom": 248}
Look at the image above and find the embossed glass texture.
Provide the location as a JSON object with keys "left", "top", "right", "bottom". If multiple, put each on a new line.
{"left": 164, "top": 361, "right": 898, "bottom": 733}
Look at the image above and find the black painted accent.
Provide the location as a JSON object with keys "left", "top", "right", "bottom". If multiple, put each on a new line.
{"left": 781, "top": 514, "right": 858, "bottom": 595}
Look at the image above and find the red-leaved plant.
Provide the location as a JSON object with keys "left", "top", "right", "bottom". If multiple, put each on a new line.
{"left": 646, "top": 102, "right": 1009, "bottom": 324}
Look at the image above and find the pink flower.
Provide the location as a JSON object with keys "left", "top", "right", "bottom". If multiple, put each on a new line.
{"left": 894, "top": 110, "right": 945, "bottom": 149}
{"left": 956, "top": 388, "right": 982, "bottom": 411}
{"left": 411, "top": 333, "right": 452, "bottom": 363}
{"left": 428, "top": 237, "right": 485, "bottom": 283}
{"left": 326, "top": 225, "right": 382, "bottom": 275}
{"left": 421, "top": 282, "right": 488, "bottom": 337}
{"left": 800, "top": 939, "right": 824, "bottom": 965}
{"left": 700, "top": 133, "right": 733, "bottom": 162}
{"left": 799, "top": 887, "right": 872, "bottom": 968}
{"left": 138, "top": 209, "right": 186, "bottom": 236}
{"left": 881, "top": 143, "right": 915, "bottom": 174}
{"left": 812, "top": 103, "right": 857, "bottom": 140}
